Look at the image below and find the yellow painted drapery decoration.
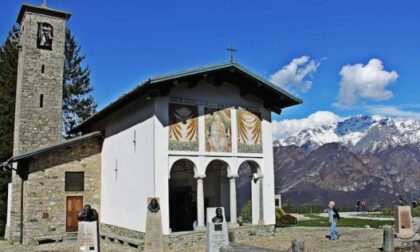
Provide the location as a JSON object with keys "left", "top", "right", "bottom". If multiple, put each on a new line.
{"left": 169, "top": 103, "right": 199, "bottom": 151}
{"left": 237, "top": 108, "right": 262, "bottom": 153}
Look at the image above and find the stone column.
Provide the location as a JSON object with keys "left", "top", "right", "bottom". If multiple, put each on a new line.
{"left": 251, "top": 176, "right": 260, "bottom": 225}
{"left": 259, "top": 177, "right": 264, "bottom": 224}
{"left": 229, "top": 176, "right": 238, "bottom": 226}
{"left": 196, "top": 176, "right": 205, "bottom": 229}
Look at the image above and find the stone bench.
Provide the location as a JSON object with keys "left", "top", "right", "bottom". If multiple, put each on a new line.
{"left": 33, "top": 235, "right": 63, "bottom": 245}
{"left": 100, "top": 232, "right": 143, "bottom": 248}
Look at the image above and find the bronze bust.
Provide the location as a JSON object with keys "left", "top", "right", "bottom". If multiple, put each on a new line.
{"left": 148, "top": 198, "right": 160, "bottom": 213}
{"left": 212, "top": 207, "right": 224, "bottom": 223}
{"left": 77, "top": 204, "right": 98, "bottom": 222}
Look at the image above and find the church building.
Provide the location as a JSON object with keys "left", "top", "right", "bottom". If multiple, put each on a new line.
{"left": 3, "top": 3, "right": 301, "bottom": 246}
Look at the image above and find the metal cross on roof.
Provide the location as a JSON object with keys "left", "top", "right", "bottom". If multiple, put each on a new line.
{"left": 42, "top": 0, "right": 47, "bottom": 6}
{"left": 227, "top": 45, "right": 237, "bottom": 62}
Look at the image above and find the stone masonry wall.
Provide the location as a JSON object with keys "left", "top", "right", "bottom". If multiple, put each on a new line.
{"left": 17, "top": 138, "right": 100, "bottom": 245}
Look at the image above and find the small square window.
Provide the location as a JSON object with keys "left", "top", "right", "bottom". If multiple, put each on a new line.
{"left": 65, "top": 172, "right": 84, "bottom": 191}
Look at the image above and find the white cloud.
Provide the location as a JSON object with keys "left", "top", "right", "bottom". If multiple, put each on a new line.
{"left": 365, "top": 105, "right": 420, "bottom": 120}
{"left": 335, "top": 58, "right": 399, "bottom": 108}
{"left": 269, "top": 56, "right": 322, "bottom": 93}
{"left": 272, "top": 111, "right": 343, "bottom": 139}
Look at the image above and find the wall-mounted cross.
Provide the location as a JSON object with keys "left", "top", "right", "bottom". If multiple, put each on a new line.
{"left": 227, "top": 45, "right": 237, "bottom": 62}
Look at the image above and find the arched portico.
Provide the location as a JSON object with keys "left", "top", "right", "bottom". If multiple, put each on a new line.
{"left": 204, "top": 159, "right": 231, "bottom": 223}
{"left": 237, "top": 160, "right": 263, "bottom": 225}
{"left": 168, "top": 156, "right": 265, "bottom": 232}
{"left": 169, "top": 159, "right": 197, "bottom": 232}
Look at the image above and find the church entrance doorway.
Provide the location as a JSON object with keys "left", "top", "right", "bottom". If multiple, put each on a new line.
{"left": 169, "top": 159, "right": 197, "bottom": 232}
{"left": 204, "top": 160, "right": 230, "bottom": 222}
{"left": 66, "top": 196, "right": 83, "bottom": 232}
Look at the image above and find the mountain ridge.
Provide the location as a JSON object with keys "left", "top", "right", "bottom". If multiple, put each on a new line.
{"left": 272, "top": 115, "right": 420, "bottom": 208}
{"left": 275, "top": 115, "right": 420, "bottom": 153}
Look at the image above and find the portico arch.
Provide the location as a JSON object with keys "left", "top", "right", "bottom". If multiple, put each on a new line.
{"left": 237, "top": 160, "right": 263, "bottom": 225}
{"left": 168, "top": 157, "right": 199, "bottom": 178}
{"left": 169, "top": 159, "right": 197, "bottom": 232}
{"left": 204, "top": 159, "right": 231, "bottom": 222}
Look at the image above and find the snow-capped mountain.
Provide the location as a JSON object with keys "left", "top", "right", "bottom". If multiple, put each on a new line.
{"left": 271, "top": 115, "right": 420, "bottom": 208}
{"left": 275, "top": 115, "right": 420, "bottom": 153}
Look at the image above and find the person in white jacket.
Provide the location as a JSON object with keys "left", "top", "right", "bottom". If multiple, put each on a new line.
{"left": 328, "top": 201, "right": 341, "bottom": 240}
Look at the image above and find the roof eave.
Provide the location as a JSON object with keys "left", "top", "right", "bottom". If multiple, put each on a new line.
{"left": 69, "top": 62, "right": 302, "bottom": 133}
{"left": 17, "top": 4, "right": 71, "bottom": 24}
{"left": 11, "top": 131, "right": 102, "bottom": 162}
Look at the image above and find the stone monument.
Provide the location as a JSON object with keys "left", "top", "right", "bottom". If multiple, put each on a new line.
{"left": 206, "top": 207, "right": 229, "bottom": 252}
{"left": 394, "top": 205, "right": 415, "bottom": 238}
{"left": 76, "top": 204, "right": 99, "bottom": 252}
{"left": 144, "top": 197, "right": 164, "bottom": 252}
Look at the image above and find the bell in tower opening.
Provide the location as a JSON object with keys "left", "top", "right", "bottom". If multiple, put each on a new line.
{"left": 37, "top": 22, "right": 53, "bottom": 49}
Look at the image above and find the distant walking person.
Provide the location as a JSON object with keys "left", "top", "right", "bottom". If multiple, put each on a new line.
{"left": 328, "top": 201, "right": 341, "bottom": 240}
{"left": 360, "top": 200, "right": 367, "bottom": 214}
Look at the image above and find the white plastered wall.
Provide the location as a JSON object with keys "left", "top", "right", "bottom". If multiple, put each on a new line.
{"left": 100, "top": 100, "right": 155, "bottom": 233}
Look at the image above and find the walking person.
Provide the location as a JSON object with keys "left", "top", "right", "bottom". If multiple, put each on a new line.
{"left": 328, "top": 201, "right": 341, "bottom": 240}
{"left": 360, "top": 200, "right": 367, "bottom": 214}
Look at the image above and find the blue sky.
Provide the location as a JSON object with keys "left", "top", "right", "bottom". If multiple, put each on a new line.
{"left": 2, "top": 0, "right": 420, "bottom": 130}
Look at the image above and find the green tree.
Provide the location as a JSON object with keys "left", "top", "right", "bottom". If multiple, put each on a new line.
{"left": 0, "top": 26, "right": 19, "bottom": 237}
{"left": 63, "top": 29, "right": 97, "bottom": 133}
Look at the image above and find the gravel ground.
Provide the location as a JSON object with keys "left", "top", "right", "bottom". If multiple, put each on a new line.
{"left": 1, "top": 227, "right": 419, "bottom": 252}
{"left": 316, "top": 212, "right": 394, "bottom": 221}
{"left": 238, "top": 227, "right": 384, "bottom": 252}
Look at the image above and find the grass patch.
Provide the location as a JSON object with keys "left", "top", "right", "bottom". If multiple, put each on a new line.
{"left": 296, "top": 215, "right": 394, "bottom": 229}
{"left": 353, "top": 213, "right": 392, "bottom": 218}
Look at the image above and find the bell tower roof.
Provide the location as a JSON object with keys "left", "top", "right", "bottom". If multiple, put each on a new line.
{"left": 17, "top": 4, "right": 71, "bottom": 24}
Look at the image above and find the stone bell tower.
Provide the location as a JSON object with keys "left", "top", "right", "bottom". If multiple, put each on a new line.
{"left": 7, "top": 4, "right": 71, "bottom": 244}
{"left": 13, "top": 4, "right": 71, "bottom": 155}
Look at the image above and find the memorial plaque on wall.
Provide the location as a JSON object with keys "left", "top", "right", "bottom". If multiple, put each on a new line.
{"left": 206, "top": 207, "right": 229, "bottom": 252}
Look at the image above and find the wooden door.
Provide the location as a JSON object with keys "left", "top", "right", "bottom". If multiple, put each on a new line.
{"left": 66, "top": 196, "right": 83, "bottom": 232}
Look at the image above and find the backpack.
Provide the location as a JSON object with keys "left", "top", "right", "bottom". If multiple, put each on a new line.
{"left": 333, "top": 207, "right": 340, "bottom": 220}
